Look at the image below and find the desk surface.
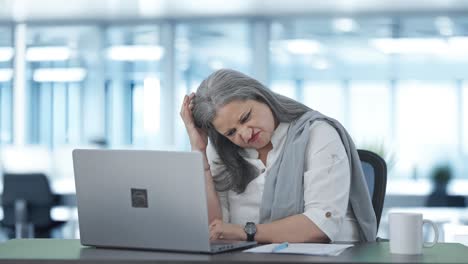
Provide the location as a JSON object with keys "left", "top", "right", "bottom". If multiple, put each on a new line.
{"left": 0, "top": 239, "right": 467, "bottom": 264}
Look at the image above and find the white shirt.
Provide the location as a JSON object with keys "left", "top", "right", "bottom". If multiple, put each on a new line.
{"left": 206, "top": 121, "right": 360, "bottom": 242}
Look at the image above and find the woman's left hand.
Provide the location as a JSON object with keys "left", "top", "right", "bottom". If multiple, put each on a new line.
{"left": 209, "top": 219, "right": 246, "bottom": 241}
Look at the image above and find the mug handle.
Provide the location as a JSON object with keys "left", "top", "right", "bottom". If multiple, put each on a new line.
{"left": 422, "top": 219, "right": 439, "bottom": 248}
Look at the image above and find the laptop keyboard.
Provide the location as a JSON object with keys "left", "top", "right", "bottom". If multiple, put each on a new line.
{"left": 210, "top": 240, "right": 253, "bottom": 252}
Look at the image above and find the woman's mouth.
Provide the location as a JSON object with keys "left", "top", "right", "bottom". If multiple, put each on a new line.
{"left": 248, "top": 131, "right": 260, "bottom": 144}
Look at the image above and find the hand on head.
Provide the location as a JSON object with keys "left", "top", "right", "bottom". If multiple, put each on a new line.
{"left": 180, "top": 93, "right": 208, "bottom": 152}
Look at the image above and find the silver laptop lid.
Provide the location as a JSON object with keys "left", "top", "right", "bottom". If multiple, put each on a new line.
{"left": 72, "top": 149, "right": 211, "bottom": 252}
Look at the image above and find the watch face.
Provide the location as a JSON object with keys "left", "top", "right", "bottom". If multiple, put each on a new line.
{"left": 245, "top": 222, "right": 256, "bottom": 234}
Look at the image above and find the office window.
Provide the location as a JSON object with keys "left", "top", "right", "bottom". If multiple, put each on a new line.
{"left": 26, "top": 25, "right": 98, "bottom": 148}
{"left": 271, "top": 80, "right": 296, "bottom": 100}
{"left": 269, "top": 17, "right": 392, "bottom": 127}
{"left": 349, "top": 82, "right": 391, "bottom": 147}
{"left": 303, "top": 82, "right": 346, "bottom": 125}
{"left": 0, "top": 80, "right": 13, "bottom": 144}
{"left": 0, "top": 81, "right": 12, "bottom": 144}
{"left": 175, "top": 21, "right": 252, "bottom": 150}
{"left": 131, "top": 77, "right": 161, "bottom": 147}
{"left": 268, "top": 15, "right": 468, "bottom": 183}
{"left": 30, "top": 82, "right": 82, "bottom": 147}
{"left": 106, "top": 25, "right": 162, "bottom": 147}
{"left": 396, "top": 81, "right": 458, "bottom": 178}
{"left": 0, "top": 26, "right": 13, "bottom": 144}
{"left": 463, "top": 82, "right": 468, "bottom": 156}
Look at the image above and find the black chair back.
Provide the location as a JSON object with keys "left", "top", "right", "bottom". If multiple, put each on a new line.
{"left": 357, "top": 149, "right": 387, "bottom": 230}
{"left": 1, "top": 172, "right": 63, "bottom": 237}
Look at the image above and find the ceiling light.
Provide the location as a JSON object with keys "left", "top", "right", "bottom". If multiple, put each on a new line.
{"left": 285, "top": 39, "right": 321, "bottom": 55}
{"left": 26, "top": 46, "right": 71, "bottom": 61}
{"left": 107, "top": 45, "right": 164, "bottom": 61}
{"left": 370, "top": 38, "right": 447, "bottom": 54}
{"left": 0, "top": 47, "right": 14, "bottom": 62}
{"left": 333, "top": 18, "right": 358, "bottom": 33}
{"left": 33, "top": 68, "right": 86, "bottom": 82}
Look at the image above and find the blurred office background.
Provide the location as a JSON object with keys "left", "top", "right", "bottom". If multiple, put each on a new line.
{"left": 0, "top": 0, "right": 467, "bottom": 243}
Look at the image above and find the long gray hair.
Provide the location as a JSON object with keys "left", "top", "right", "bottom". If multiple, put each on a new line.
{"left": 192, "top": 69, "right": 310, "bottom": 193}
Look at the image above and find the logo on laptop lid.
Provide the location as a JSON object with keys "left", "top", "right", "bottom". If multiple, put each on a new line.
{"left": 131, "top": 188, "right": 148, "bottom": 208}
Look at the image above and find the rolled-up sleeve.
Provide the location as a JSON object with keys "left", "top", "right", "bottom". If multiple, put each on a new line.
{"left": 206, "top": 142, "right": 230, "bottom": 223}
{"left": 301, "top": 121, "right": 350, "bottom": 242}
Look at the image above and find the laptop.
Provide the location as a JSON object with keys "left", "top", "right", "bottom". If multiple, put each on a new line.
{"left": 72, "top": 149, "right": 256, "bottom": 253}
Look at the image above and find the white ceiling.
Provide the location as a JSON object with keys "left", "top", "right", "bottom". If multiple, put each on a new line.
{"left": 2, "top": 0, "right": 468, "bottom": 22}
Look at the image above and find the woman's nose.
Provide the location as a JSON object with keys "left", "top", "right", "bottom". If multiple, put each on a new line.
{"left": 239, "top": 127, "right": 251, "bottom": 143}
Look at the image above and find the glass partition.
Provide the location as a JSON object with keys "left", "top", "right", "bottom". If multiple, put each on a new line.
{"left": 349, "top": 81, "right": 391, "bottom": 147}
{"left": 303, "top": 81, "right": 346, "bottom": 125}
{"left": 463, "top": 82, "right": 468, "bottom": 156}
{"left": 396, "top": 81, "right": 458, "bottom": 179}
{"left": 105, "top": 25, "right": 163, "bottom": 147}
{"left": 0, "top": 26, "right": 13, "bottom": 144}
{"left": 26, "top": 25, "right": 99, "bottom": 148}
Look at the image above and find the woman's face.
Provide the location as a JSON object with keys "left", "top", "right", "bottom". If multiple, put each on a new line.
{"left": 212, "top": 99, "right": 277, "bottom": 150}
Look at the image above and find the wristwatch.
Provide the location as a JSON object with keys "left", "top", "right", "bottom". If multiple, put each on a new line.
{"left": 244, "top": 222, "right": 257, "bottom": 242}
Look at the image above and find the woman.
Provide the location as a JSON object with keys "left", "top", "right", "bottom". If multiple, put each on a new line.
{"left": 180, "top": 69, "right": 376, "bottom": 243}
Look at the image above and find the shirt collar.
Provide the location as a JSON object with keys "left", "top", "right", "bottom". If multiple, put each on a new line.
{"left": 270, "top": 122, "right": 289, "bottom": 148}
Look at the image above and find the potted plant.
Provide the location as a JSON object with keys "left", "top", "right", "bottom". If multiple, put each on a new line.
{"left": 430, "top": 164, "right": 452, "bottom": 195}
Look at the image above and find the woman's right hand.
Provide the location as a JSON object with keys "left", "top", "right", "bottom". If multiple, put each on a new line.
{"left": 180, "top": 93, "right": 208, "bottom": 152}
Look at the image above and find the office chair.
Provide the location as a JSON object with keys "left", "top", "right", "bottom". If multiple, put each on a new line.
{"left": 1, "top": 172, "right": 66, "bottom": 238}
{"left": 357, "top": 149, "right": 387, "bottom": 230}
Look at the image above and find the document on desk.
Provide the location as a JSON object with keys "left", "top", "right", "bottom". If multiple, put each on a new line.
{"left": 244, "top": 243, "right": 354, "bottom": 256}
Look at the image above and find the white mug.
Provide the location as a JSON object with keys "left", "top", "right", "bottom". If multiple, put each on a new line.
{"left": 389, "top": 212, "right": 439, "bottom": 255}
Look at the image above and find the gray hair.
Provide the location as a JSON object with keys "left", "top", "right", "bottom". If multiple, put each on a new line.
{"left": 192, "top": 69, "right": 310, "bottom": 193}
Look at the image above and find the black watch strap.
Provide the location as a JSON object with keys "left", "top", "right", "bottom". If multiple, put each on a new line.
{"left": 244, "top": 222, "right": 257, "bottom": 242}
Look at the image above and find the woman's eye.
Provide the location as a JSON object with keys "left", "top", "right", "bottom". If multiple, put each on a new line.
{"left": 227, "top": 130, "right": 236, "bottom": 137}
{"left": 241, "top": 112, "right": 251, "bottom": 123}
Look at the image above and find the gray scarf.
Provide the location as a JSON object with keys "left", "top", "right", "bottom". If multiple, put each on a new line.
{"left": 259, "top": 110, "right": 377, "bottom": 242}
